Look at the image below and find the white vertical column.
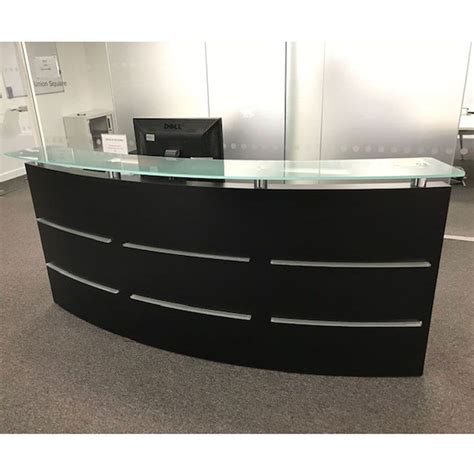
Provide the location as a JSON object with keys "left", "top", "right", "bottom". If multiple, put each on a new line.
{"left": 285, "top": 41, "right": 325, "bottom": 161}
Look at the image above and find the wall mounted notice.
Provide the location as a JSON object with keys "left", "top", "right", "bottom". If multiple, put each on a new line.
{"left": 102, "top": 134, "right": 128, "bottom": 155}
{"left": 26, "top": 43, "right": 65, "bottom": 95}
{"left": 34, "top": 56, "right": 60, "bottom": 79}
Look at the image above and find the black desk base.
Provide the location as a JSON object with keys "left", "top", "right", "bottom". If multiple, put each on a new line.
{"left": 26, "top": 163, "right": 450, "bottom": 376}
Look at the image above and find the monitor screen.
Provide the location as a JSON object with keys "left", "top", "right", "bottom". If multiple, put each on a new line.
{"left": 133, "top": 118, "right": 224, "bottom": 159}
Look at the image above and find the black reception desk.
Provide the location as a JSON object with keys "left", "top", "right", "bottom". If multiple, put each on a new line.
{"left": 7, "top": 147, "right": 465, "bottom": 376}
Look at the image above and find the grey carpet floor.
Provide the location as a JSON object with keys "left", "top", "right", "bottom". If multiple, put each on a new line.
{"left": 1, "top": 179, "right": 473, "bottom": 433}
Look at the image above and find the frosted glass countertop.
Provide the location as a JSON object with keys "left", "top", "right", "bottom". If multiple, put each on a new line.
{"left": 5, "top": 146, "right": 465, "bottom": 181}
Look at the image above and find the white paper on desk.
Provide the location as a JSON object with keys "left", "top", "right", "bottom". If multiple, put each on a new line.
{"left": 102, "top": 134, "right": 128, "bottom": 155}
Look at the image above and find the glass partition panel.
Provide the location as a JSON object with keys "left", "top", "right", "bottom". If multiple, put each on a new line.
{"left": 106, "top": 42, "right": 209, "bottom": 152}
{"left": 206, "top": 42, "right": 286, "bottom": 160}
{"left": 0, "top": 42, "right": 40, "bottom": 188}
{"left": 8, "top": 41, "right": 472, "bottom": 170}
{"left": 460, "top": 44, "right": 474, "bottom": 158}
{"left": 462, "top": 45, "right": 474, "bottom": 112}
{"left": 24, "top": 42, "right": 113, "bottom": 151}
{"left": 320, "top": 41, "right": 471, "bottom": 164}
{"left": 285, "top": 41, "right": 325, "bottom": 161}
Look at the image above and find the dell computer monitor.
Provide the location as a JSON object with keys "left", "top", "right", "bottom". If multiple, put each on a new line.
{"left": 133, "top": 118, "right": 224, "bottom": 159}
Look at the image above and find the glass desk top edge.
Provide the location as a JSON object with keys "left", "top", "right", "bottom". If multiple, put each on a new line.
{"left": 4, "top": 146, "right": 466, "bottom": 181}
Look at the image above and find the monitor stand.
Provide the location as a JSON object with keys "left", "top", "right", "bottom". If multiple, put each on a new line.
{"left": 164, "top": 149, "right": 180, "bottom": 158}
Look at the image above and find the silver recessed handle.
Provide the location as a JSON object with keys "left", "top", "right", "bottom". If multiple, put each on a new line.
{"left": 270, "top": 260, "right": 431, "bottom": 268}
{"left": 37, "top": 218, "right": 112, "bottom": 243}
{"left": 123, "top": 242, "right": 249, "bottom": 263}
{"left": 46, "top": 263, "right": 119, "bottom": 294}
{"left": 130, "top": 294, "right": 251, "bottom": 321}
{"left": 270, "top": 317, "right": 422, "bottom": 328}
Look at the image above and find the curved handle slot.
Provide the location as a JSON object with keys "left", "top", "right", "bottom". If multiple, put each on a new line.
{"left": 130, "top": 294, "right": 251, "bottom": 321}
{"left": 37, "top": 218, "right": 112, "bottom": 243}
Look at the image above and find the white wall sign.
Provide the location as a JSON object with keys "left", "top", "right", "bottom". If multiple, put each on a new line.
{"left": 34, "top": 56, "right": 60, "bottom": 79}
{"left": 26, "top": 43, "right": 65, "bottom": 95}
{"left": 102, "top": 134, "right": 128, "bottom": 154}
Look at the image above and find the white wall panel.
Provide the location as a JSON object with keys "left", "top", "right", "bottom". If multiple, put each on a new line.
{"left": 320, "top": 41, "right": 471, "bottom": 164}
{"left": 106, "top": 42, "right": 208, "bottom": 151}
{"left": 206, "top": 42, "right": 285, "bottom": 160}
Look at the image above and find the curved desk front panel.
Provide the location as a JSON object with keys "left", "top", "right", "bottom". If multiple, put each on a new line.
{"left": 26, "top": 163, "right": 450, "bottom": 376}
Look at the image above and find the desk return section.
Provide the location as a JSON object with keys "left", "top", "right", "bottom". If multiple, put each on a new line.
{"left": 26, "top": 163, "right": 450, "bottom": 376}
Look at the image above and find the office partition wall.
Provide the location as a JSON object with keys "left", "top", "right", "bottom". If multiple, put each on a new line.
{"left": 285, "top": 42, "right": 325, "bottom": 161}
{"left": 106, "top": 42, "right": 209, "bottom": 152}
{"left": 17, "top": 41, "right": 472, "bottom": 163}
{"left": 206, "top": 42, "right": 286, "bottom": 160}
{"left": 23, "top": 42, "right": 113, "bottom": 150}
{"left": 462, "top": 46, "right": 474, "bottom": 111}
{"left": 320, "top": 41, "right": 470, "bottom": 165}
{"left": 0, "top": 42, "right": 40, "bottom": 189}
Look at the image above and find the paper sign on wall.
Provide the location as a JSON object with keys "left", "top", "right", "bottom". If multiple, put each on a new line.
{"left": 34, "top": 56, "right": 60, "bottom": 79}
{"left": 102, "top": 134, "right": 128, "bottom": 155}
{"left": 26, "top": 44, "right": 65, "bottom": 95}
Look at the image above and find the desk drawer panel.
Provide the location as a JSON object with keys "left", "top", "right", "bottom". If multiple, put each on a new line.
{"left": 37, "top": 223, "right": 125, "bottom": 289}
{"left": 269, "top": 265, "right": 436, "bottom": 321}
{"left": 121, "top": 243, "right": 254, "bottom": 315}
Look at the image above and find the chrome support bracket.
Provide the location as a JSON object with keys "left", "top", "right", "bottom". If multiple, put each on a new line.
{"left": 254, "top": 179, "right": 268, "bottom": 189}
{"left": 411, "top": 178, "right": 427, "bottom": 188}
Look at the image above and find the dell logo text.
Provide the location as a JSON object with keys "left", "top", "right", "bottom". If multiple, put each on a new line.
{"left": 164, "top": 123, "right": 182, "bottom": 130}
